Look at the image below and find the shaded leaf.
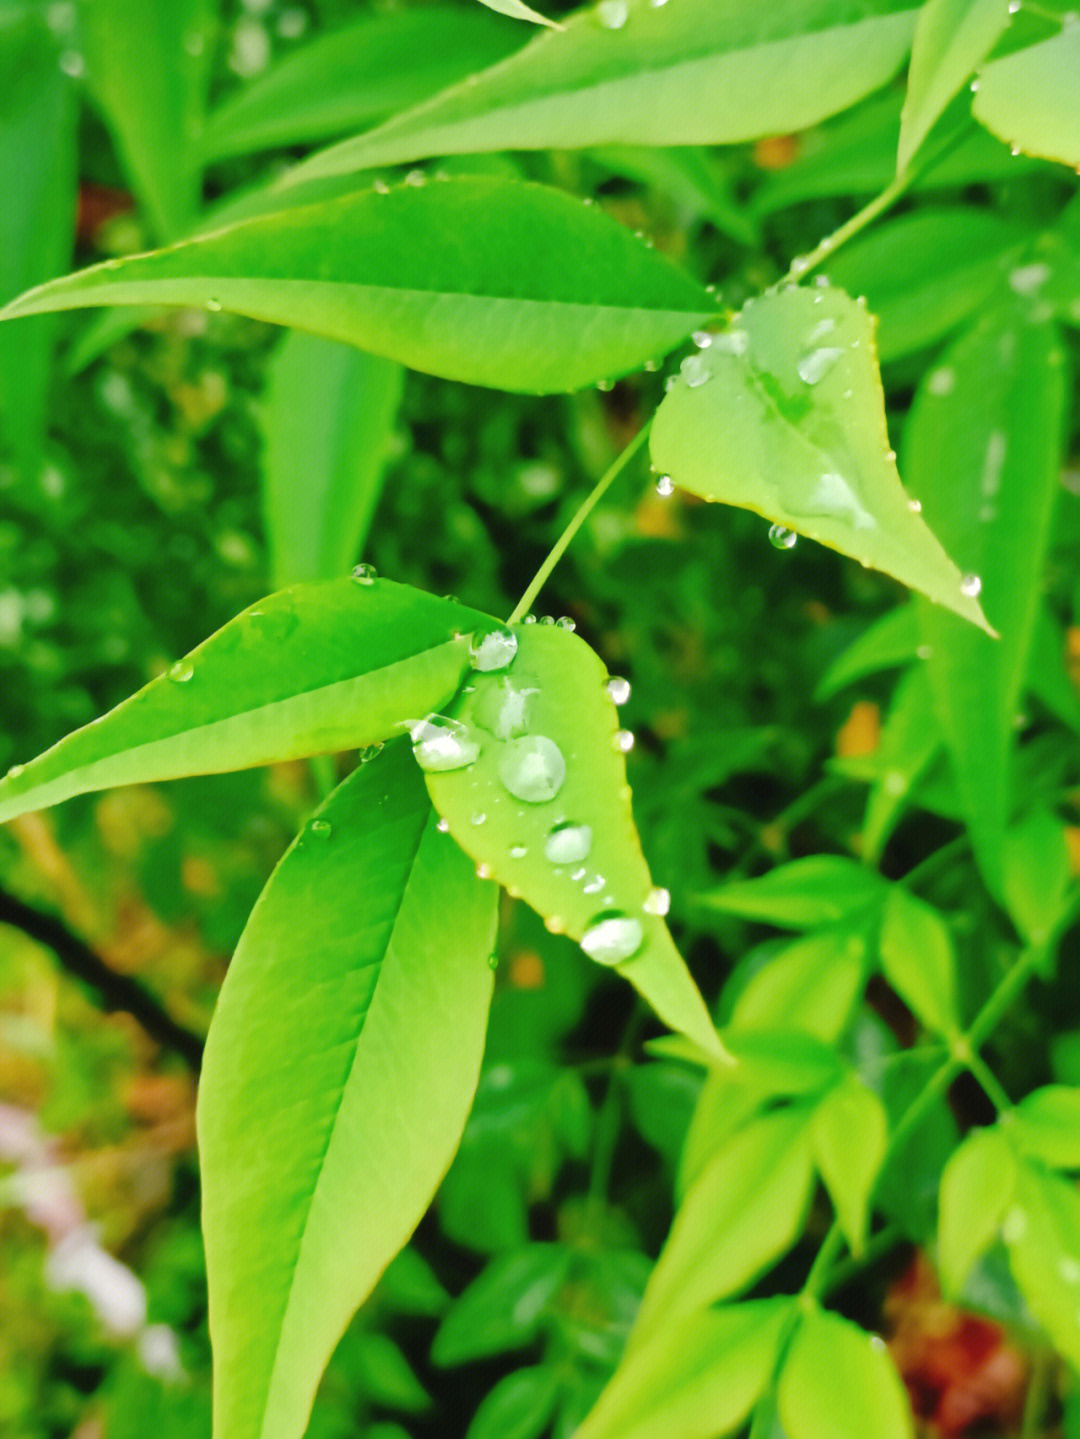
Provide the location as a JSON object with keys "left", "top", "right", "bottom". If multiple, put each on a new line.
{"left": 0, "top": 580, "right": 484, "bottom": 824}
{"left": 198, "top": 744, "right": 498, "bottom": 1439}
{"left": 1, "top": 177, "right": 713, "bottom": 394}
{"left": 698, "top": 856, "right": 886, "bottom": 929}
{"left": 973, "top": 24, "right": 1080, "bottom": 168}
{"left": 650, "top": 287, "right": 992, "bottom": 630}
{"left": 431, "top": 1245, "right": 573, "bottom": 1365}
{"left": 467, "top": 1367, "right": 562, "bottom": 1439}
{"left": 878, "top": 888, "right": 960, "bottom": 1037}
{"left": 777, "top": 1306, "right": 914, "bottom": 1439}
{"left": 815, "top": 603, "right": 920, "bottom": 700}
{"left": 1000, "top": 807, "right": 1072, "bottom": 947}
{"left": 937, "top": 1125, "right": 1017, "bottom": 1297}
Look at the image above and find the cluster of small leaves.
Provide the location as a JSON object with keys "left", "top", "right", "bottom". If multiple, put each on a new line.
{"left": 2, "top": 0, "right": 1080, "bottom": 1437}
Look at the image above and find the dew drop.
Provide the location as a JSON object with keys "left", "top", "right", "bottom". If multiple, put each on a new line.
{"left": 469, "top": 625, "right": 518, "bottom": 672}
{"left": 961, "top": 573, "right": 982, "bottom": 598}
{"left": 797, "top": 346, "right": 844, "bottom": 386}
{"left": 510, "top": 844, "right": 528, "bottom": 859}
{"left": 713, "top": 328, "right": 749, "bottom": 356}
{"left": 476, "top": 862, "right": 492, "bottom": 879}
{"left": 570, "top": 866, "right": 587, "bottom": 881}
{"left": 1009, "top": 261, "right": 1050, "bottom": 297}
{"left": 768, "top": 524, "right": 797, "bottom": 550}
{"left": 206, "top": 297, "right": 223, "bottom": 312}
{"left": 790, "top": 255, "right": 810, "bottom": 276}
{"left": 691, "top": 330, "right": 713, "bottom": 349}
{"left": 544, "top": 915, "right": 565, "bottom": 934}
{"left": 169, "top": 659, "right": 194, "bottom": 683}
{"left": 470, "top": 811, "right": 487, "bottom": 827}
{"left": 606, "top": 675, "right": 631, "bottom": 706}
{"left": 908, "top": 497, "right": 922, "bottom": 514}
{"left": 596, "top": 0, "right": 628, "bottom": 27}
{"left": 498, "top": 736, "right": 566, "bottom": 802}
{"left": 309, "top": 818, "right": 333, "bottom": 838}
{"left": 655, "top": 475, "right": 674, "bottom": 497}
{"left": 539, "top": 615, "right": 556, "bottom": 626}
{"left": 359, "top": 742, "right": 384, "bottom": 764}
{"left": 404, "top": 168, "right": 427, "bottom": 187}
{"left": 1008, "top": 0, "right": 1020, "bottom": 10}
{"left": 373, "top": 178, "right": 390, "bottom": 194}
{"left": 487, "top": 952, "right": 500, "bottom": 971}
{"left": 614, "top": 729, "right": 634, "bottom": 753}
{"left": 916, "top": 644, "right": 933, "bottom": 661}
{"left": 522, "top": 614, "right": 538, "bottom": 625}
{"left": 643, "top": 886, "right": 671, "bottom": 916}
{"left": 475, "top": 675, "right": 536, "bottom": 740}
{"left": 411, "top": 715, "right": 481, "bottom": 772}
{"left": 437, "top": 816, "right": 450, "bottom": 833}
{"left": 927, "top": 366, "right": 955, "bottom": 397}
{"left": 583, "top": 874, "right": 606, "bottom": 894}
{"left": 581, "top": 912, "right": 644, "bottom": 965}
{"left": 556, "top": 616, "right": 576, "bottom": 631}
{"left": 545, "top": 821, "right": 593, "bottom": 864}
{"left": 351, "top": 562, "right": 377, "bottom": 585}
{"left": 680, "top": 353, "right": 711, "bottom": 388}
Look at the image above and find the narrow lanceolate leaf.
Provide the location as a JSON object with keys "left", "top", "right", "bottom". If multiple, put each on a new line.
{"left": 198, "top": 744, "right": 498, "bottom": 1439}
{"left": 812, "top": 1075, "right": 889, "bottom": 1255}
{"left": 0, "top": 177, "right": 714, "bottom": 394}
{"left": 576, "top": 1299, "right": 793, "bottom": 1439}
{"left": 937, "top": 1126, "right": 1017, "bottom": 1298}
{"left": 897, "top": 0, "right": 1013, "bottom": 175}
{"left": 0, "top": 580, "right": 487, "bottom": 825}
{"left": 199, "top": 6, "right": 524, "bottom": 162}
{"left": 0, "top": 8, "right": 76, "bottom": 479}
{"left": 973, "top": 24, "right": 1080, "bottom": 168}
{"left": 262, "top": 333, "right": 404, "bottom": 587}
{"left": 905, "top": 305, "right": 1067, "bottom": 894}
{"left": 777, "top": 1307, "right": 914, "bottom": 1439}
{"left": 287, "top": 0, "right": 918, "bottom": 182}
{"left": 699, "top": 856, "right": 887, "bottom": 930}
{"left": 650, "top": 287, "right": 992, "bottom": 632}
{"left": 420, "top": 624, "right": 722, "bottom": 1059}
{"left": 475, "top": 0, "right": 560, "bottom": 28}
{"left": 78, "top": 0, "right": 215, "bottom": 240}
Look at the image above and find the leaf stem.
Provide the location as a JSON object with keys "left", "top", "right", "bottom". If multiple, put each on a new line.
{"left": 781, "top": 175, "right": 909, "bottom": 286}
{"left": 507, "top": 421, "right": 652, "bottom": 624}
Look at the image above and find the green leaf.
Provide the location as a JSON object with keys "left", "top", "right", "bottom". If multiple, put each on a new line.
{"left": 261, "top": 333, "right": 404, "bottom": 587}
{"left": 197, "top": 743, "right": 498, "bottom": 1439}
{"left": 813, "top": 1075, "right": 889, "bottom": 1254}
{"left": 720, "top": 1031, "right": 844, "bottom": 1099}
{"left": 287, "top": 0, "right": 919, "bottom": 181}
{"left": 1011, "top": 1087, "right": 1080, "bottom": 1170}
{"left": 474, "top": 0, "right": 560, "bottom": 28}
{"left": 588, "top": 145, "right": 759, "bottom": 248}
{"left": 466, "top": 1367, "right": 562, "bottom": 1439}
{"left": 699, "top": 856, "right": 886, "bottom": 929}
{"left": 825, "top": 208, "right": 1031, "bottom": 363}
{"left": 431, "top": 1244, "right": 573, "bottom": 1365}
{"left": 898, "top": 0, "right": 1013, "bottom": 174}
{"left": 351, "top": 1333, "right": 431, "bottom": 1413}
{"left": 973, "top": 23, "right": 1080, "bottom": 168}
{"left": 0, "top": 177, "right": 713, "bottom": 394}
{"left": 878, "top": 888, "right": 960, "bottom": 1037}
{"left": 815, "top": 603, "right": 919, "bottom": 700}
{"left": 629, "top": 1107, "right": 815, "bottom": 1350}
{"left": 0, "top": 9, "right": 76, "bottom": 478}
{"left": 937, "top": 1125, "right": 1017, "bottom": 1297}
{"left": 777, "top": 1306, "right": 914, "bottom": 1439}
{"left": 650, "top": 287, "right": 992, "bottom": 631}
{"left": 200, "top": 6, "right": 524, "bottom": 161}
{"left": 906, "top": 304, "right": 1068, "bottom": 892}
{"left": 0, "top": 579, "right": 484, "bottom": 825}
{"left": 77, "top": 0, "right": 214, "bottom": 240}
{"left": 1000, "top": 808, "right": 1072, "bottom": 946}
{"left": 421, "top": 624, "right": 723, "bottom": 1058}
{"left": 576, "top": 1299, "right": 793, "bottom": 1439}
{"left": 729, "top": 927, "right": 870, "bottom": 1044}
{"left": 1006, "top": 1158, "right": 1080, "bottom": 1368}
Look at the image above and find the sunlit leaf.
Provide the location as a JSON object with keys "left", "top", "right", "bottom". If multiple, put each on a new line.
{"left": 474, "top": 0, "right": 561, "bottom": 28}
{"left": 698, "top": 856, "right": 886, "bottom": 929}
{"left": 937, "top": 1125, "right": 1017, "bottom": 1297}
{"left": 813, "top": 1074, "right": 889, "bottom": 1254}
{"left": 777, "top": 1306, "right": 914, "bottom": 1439}
{"left": 878, "top": 887, "right": 960, "bottom": 1037}
{"left": 1006, "top": 1158, "right": 1080, "bottom": 1368}
{"left": 1011, "top": 1087, "right": 1080, "bottom": 1171}
{"left": 973, "top": 23, "right": 1080, "bottom": 168}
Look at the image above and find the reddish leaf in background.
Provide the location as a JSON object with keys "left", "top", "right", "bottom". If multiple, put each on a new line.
{"left": 886, "top": 1253, "right": 1027, "bottom": 1436}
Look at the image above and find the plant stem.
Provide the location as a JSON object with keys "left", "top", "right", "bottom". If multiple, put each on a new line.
{"left": 781, "top": 176, "right": 909, "bottom": 285}
{"left": 507, "top": 421, "right": 652, "bottom": 624}
{"left": 966, "top": 1050, "right": 1013, "bottom": 1113}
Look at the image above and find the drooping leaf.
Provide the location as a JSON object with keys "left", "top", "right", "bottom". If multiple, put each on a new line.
{"left": 474, "top": 0, "right": 560, "bottom": 28}
{"left": 813, "top": 1074, "right": 889, "bottom": 1254}
{"left": 431, "top": 1244, "right": 574, "bottom": 1365}
{"left": 0, "top": 580, "right": 486, "bottom": 824}
{"left": 0, "top": 9, "right": 76, "bottom": 479}
{"left": 937, "top": 1125, "right": 1017, "bottom": 1297}
{"left": 698, "top": 856, "right": 887, "bottom": 930}
{"left": 905, "top": 303, "right": 1068, "bottom": 893}
{"left": 878, "top": 887, "right": 960, "bottom": 1038}
{"left": 0, "top": 177, "right": 714, "bottom": 394}
{"left": 199, "top": 6, "right": 525, "bottom": 161}
{"left": 973, "top": 23, "right": 1080, "bottom": 168}
{"left": 420, "top": 623, "right": 723, "bottom": 1058}
{"left": 197, "top": 743, "right": 498, "bottom": 1439}
{"left": 286, "top": 0, "right": 919, "bottom": 182}
{"left": 1011, "top": 1087, "right": 1080, "bottom": 1171}
{"left": 777, "top": 1306, "right": 914, "bottom": 1439}
{"left": 77, "top": 0, "right": 215, "bottom": 240}
{"left": 1006, "top": 1158, "right": 1080, "bottom": 1369}
{"left": 261, "top": 333, "right": 404, "bottom": 587}
{"left": 898, "top": 0, "right": 1013, "bottom": 174}
{"left": 650, "top": 287, "right": 992, "bottom": 631}
{"left": 576, "top": 1299, "right": 793, "bottom": 1439}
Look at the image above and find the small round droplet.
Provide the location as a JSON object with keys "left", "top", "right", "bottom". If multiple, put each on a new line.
{"left": 437, "top": 816, "right": 450, "bottom": 833}
{"left": 351, "top": 562, "right": 377, "bottom": 585}
{"left": 498, "top": 736, "right": 566, "bottom": 802}
{"left": 581, "top": 912, "right": 644, "bottom": 966}
{"left": 169, "top": 659, "right": 194, "bottom": 683}
{"left": 614, "top": 729, "right": 634, "bottom": 754}
{"left": 539, "top": 615, "right": 555, "bottom": 626}
{"left": 309, "top": 818, "right": 333, "bottom": 838}
{"left": 570, "top": 867, "right": 587, "bottom": 882}
{"left": 961, "top": 573, "right": 982, "bottom": 598}
{"left": 469, "top": 625, "right": 518, "bottom": 672}
{"left": 643, "top": 886, "right": 671, "bottom": 916}
{"left": 412, "top": 715, "right": 481, "bottom": 772}
{"left": 206, "top": 297, "right": 223, "bottom": 312}
{"left": 476, "top": 862, "right": 492, "bottom": 879}
{"left": 606, "top": 676, "right": 631, "bottom": 706}
{"left": 908, "top": 498, "right": 922, "bottom": 514}
{"left": 470, "top": 811, "right": 487, "bottom": 827}
{"left": 691, "top": 330, "right": 713, "bottom": 349}
{"left": 769, "top": 524, "right": 797, "bottom": 550}
{"left": 510, "top": 844, "right": 528, "bottom": 859}
{"left": 545, "top": 822, "right": 593, "bottom": 865}
{"left": 680, "top": 353, "right": 711, "bottom": 388}
{"left": 487, "top": 952, "right": 500, "bottom": 971}
{"left": 655, "top": 475, "right": 674, "bottom": 497}
{"left": 555, "top": 616, "right": 576, "bottom": 632}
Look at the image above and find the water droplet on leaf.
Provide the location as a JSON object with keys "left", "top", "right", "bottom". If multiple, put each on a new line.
{"left": 475, "top": 675, "right": 535, "bottom": 740}
{"left": 769, "top": 524, "right": 797, "bottom": 550}
{"left": 581, "top": 912, "right": 644, "bottom": 965}
{"left": 596, "top": 0, "right": 628, "bottom": 27}
{"left": 309, "top": 818, "right": 332, "bottom": 838}
{"left": 469, "top": 625, "right": 518, "bottom": 672}
{"left": 351, "top": 563, "right": 377, "bottom": 585}
{"left": 498, "top": 736, "right": 566, "bottom": 802}
{"left": 545, "top": 822, "right": 593, "bottom": 864}
{"left": 412, "top": 715, "right": 481, "bottom": 772}
{"left": 961, "top": 574, "right": 982, "bottom": 598}
{"left": 655, "top": 475, "right": 674, "bottom": 497}
{"left": 643, "top": 886, "right": 671, "bottom": 916}
{"left": 169, "top": 659, "right": 194, "bottom": 683}
{"left": 614, "top": 729, "right": 634, "bottom": 753}
{"left": 437, "top": 816, "right": 450, "bottom": 833}
{"left": 797, "top": 346, "right": 844, "bottom": 386}
{"left": 606, "top": 676, "right": 631, "bottom": 706}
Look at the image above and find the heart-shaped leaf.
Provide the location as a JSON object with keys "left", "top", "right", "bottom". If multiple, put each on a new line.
{"left": 650, "top": 285, "right": 992, "bottom": 631}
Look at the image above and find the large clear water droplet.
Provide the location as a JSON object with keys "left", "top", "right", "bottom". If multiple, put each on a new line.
{"left": 411, "top": 715, "right": 481, "bottom": 772}
{"left": 169, "top": 659, "right": 194, "bottom": 683}
{"left": 655, "top": 475, "right": 674, "bottom": 497}
{"left": 351, "top": 562, "right": 377, "bottom": 585}
{"left": 643, "top": 886, "right": 671, "bottom": 916}
{"left": 797, "top": 346, "right": 844, "bottom": 386}
{"left": 606, "top": 676, "right": 631, "bottom": 706}
{"left": 498, "top": 736, "right": 566, "bottom": 802}
{"left": 961, "top": 573, "right": 982, "bottom": 598}
{"left": 469, "top": 625, "right": 518, "bottom": 672}
{"left": 680, "top": 353, "right": 711, "bottom": 388}
{"left": 581, "top": 912, "right": 644, "bottom": 965}
{"left": 768, "top": 524, "right": 797, "bottom": 550}
{"left": 614, "top": 729, "right": 634, "bottom": 753}
{"left": 545, "top": 821, "right": 593, "bottom": 864}
{"left": 475, "top": 675, "right": 536, "bottom": 740}
{"left": 596, "top": 0, "right": 627, "bottom": 27}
